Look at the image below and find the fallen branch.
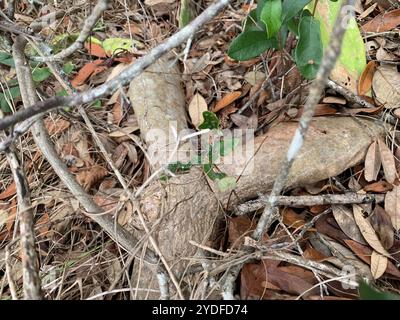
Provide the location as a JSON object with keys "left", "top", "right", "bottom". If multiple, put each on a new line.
{"left": 326, "top": 79, "right": 376, "bottom": 109}
{"left": 0, "top": 0, "right": 231, "bottom": 132}
{"left": 234, "top": 192, "right": 384, "bottom": 215}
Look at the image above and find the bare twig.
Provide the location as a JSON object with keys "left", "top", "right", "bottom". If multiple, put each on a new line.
{"left": 326, "top": 79, "right": 376, "bottom": 109}
{"left": 234, "top": 192, "right": 384, "bottom": 215}
{"left": 0, "top": 0, "right": 231, "bottom": 131}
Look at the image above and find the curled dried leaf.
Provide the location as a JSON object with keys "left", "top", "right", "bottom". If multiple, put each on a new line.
{"left": 352, "top": 205, "right": 390, "bottom": 257}
{"left": 377, "top": 139, "right": 397, "bottom": 184}
{"left": 370, "top": 250, "right": 388, "bottom": 280}
{"left": 364, "top": 141, "right": 381, "bottom": 182}
{"left": 384, "top": 185, "right": 400, "bottom": 231}
{"left": 332, "top": 205, "right": 366, "bottom": 244}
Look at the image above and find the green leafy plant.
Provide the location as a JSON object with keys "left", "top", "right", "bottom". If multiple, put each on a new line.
{"left": 167, "top": 111, "right": 238, "bottom": 192}
{"left": 358, "top": 280, "right": 400, "bottom": 300}
{"left": 228, "top": 0, "right": 332, "bottom": 79}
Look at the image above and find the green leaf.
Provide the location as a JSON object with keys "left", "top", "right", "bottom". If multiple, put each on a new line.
{"left": 52, "top": 33, "right": 79, "bottom": 53}
{"left": 63, "top": 62, "right": 75, "bottom": 75}
{"left": 218, "top": 137, "right": 240, "bottom": 157}
{"left": 0, "top": 51, "right": 15, "bottom": 67}
{"left": 203, "top": 164, "right": 226, "bottom": 181}
{"left": 168, "top": 161, "right": 192, "bottom": 173}
{"left": 199, "top": 111, "right": 220, "bottom": 130}
{"left": 287, "top": 17, "right": 300, "bottom": 35}
{"left": 56, "top": 89, "right": 68, "bottom": 97}
{"left": 217, "top": 176, "right": 237, "bottom": 192}
{"left": 0, "top": 86, "right": 20, "bottom": 113}
{"left": 282, "top": 0, "right": 312, "bottom": 22}
{"left": 294, "top": 16, "right": 322, "bottom": 79}
{"left": 260, "top": 0, "right": 282, "bottom": 39}
{"left": 228, "top": 31, "right": 277, "bottom": 61}
{"left": 256, "top": 0, "right": 267, "bottom": 21}
{"left": 243, "top": 9, "right": 265, "bottom": 32}
{"left": 307, "top": 0, "right": 366, "bottom": 92}
{"left": 179, "top": 0, "right": 193, "bottom": 28}
{"left": 32, "top": 67, "right": 52, "bottom": 82}
{"left": 358, "top": 281, "right": 400, "bottom": 300}
{"left": 277, "top": 24, "right": 288, "bottom": 50}
{"left": 92, "top": 100, "right": 102, "bottom": 108}
{"left": 102, "top": 38, "right": 143, "bottom": 55}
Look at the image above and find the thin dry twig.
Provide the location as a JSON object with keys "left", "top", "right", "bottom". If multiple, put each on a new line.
{"left": 326, "top": 79, "right": 376, "bottom": 109}
{"left": 234, "top": 192, "right": 384, "bottom": 215}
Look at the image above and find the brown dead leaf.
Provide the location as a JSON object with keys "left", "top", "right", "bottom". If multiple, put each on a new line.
{"left": 240, "top": 262, "right": 272, "bottom": 300}
{"left": 345, "top": 239, "right": 400, "bottom": 278}
{"left": 364, "top": 141, "right": 381, "bottom": 182}
{"left": 85, "top": 41, "right": 107, "bottom": 58}
{"left": 213, "top": 91, "right": 242, "bottom": 113}
{"left": 244, "top": 71, "right": 265, "bottom": 86}
{"left": 76, "top": 165, "right": 108, "bottom": 191}
{"left": 363, "top": 180, "right": 392, "bottom": 193}
{"left": 372, "top": 65, "right": 400, "bottom": 109}
{"left": 352, "top": 204, "right": 390, "bottom": 257}
{"left": 106, "top": 63, "right": 131, "bottom": 83}
{"left": 370, "top": 250, "right": 388, "bottom": 279}
{"left": 108, "top": 126, "right": 139, "bottom": 138}
{"left": 112, "top": 99, "right": 123, "bottom": 125}
{"left": 71, "top": 60, "right": 107, "bottom": 88}
{"left": 266, "top": 266, "right": 317, "bottom": 298}
{"left": 369, "top": 205, "right": 394, "bottom": 249}
{"left": 6, "top": 199, "right": 16, "bottom": 235}
{"left": 309, "top": 204, "right": 329, "bottom": 215}
{"left": 44, "top": 118, "right": 71, "bottom": 136}
{"left": 358, "top": 61, "right": 377, "bottom": 96}
{"left": 332, "top": 205, "right": 366, "bottom": 244}
{"left": 315, "top": 214, "right": 348, "bottom": 242}
{"left": 377, "top": 139, "right": 397, "bottom": 183}
{"left": 303, "top": 246, "right": 329, "bottom": 262}
{"left": 384, "top": 185, "right": 400, "bottom": 231}
{"left": 36, "top": 212, "right": 50, "bottom": 237}
{"left": 188, "top": 93, "right": 208, "bottom": 128}
{"left": 111, "top": 144, "right": 128, "bottom": 170}
{"left": 345, "top": 106, "right": 383, "bottom": 115}
{"left": 322, "top": 96, "right": 346, "bottom": 105}
{"left": 0, "top": 182, "right": 16, "bottom": 200}
{"left": 94, "top": 193, "right": 119, "bottom": 214}
{"left": 228, "top": 216, "right": 268, "bottom": 248}
{"left": 362, "top": 8, "right": 400, "bottom": 33}
{"left": 311, "top": 104, "right": 338, "bottom": 116}
{"left": 282, "top": 208, "right": 305, "bottom": 229}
